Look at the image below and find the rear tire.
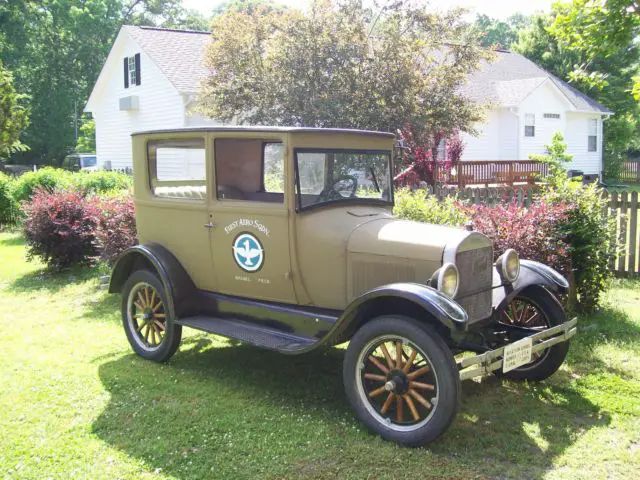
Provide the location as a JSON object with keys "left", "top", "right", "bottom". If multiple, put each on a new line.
{"left": 343, "top": 315, "right": 460, "bottom": 446}
{"left": 121, "top": 270, "right": 182, "bottom": 362}
{"left": 497, "top": 286, "right": 570, "bottom": 381}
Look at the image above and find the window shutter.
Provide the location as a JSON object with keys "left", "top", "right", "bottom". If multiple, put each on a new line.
{"left": 123, "top": 58, "right": 129, "bottom": 88}
{"left": 134, "top": 53, "right": 141, "bottom": 86}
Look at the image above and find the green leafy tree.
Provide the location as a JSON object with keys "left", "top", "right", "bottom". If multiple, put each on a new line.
{"left": 529, "top": 132, "right": 574, "bottom": 186}
{"left": 0, "top": 61, "right": 30, "bottom": 160}
{"left": 199, "top": 0, "right": 490, "bottom": 140}
{"left": 0, "top": 0, "right": 202, "bottom": 165}
{"left": 514, "top": 3, "right": 640, "bottom": 179}
{"left": 473, "top": 13, "right": 530, "bottom": 48}
{"left": 76, "top": 117, "right": 96, "bottom": 153}
{"left": 211, "top": 0, "right": 288, "bottom": 17}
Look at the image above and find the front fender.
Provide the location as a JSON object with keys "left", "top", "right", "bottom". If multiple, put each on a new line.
{"left": 325, "top": 283, "right": 469, "bottom": 345}
{"left": 492, "top": 259, "right": 569, "bottom": 312}
{"left": 109, "top": 243, "right": 197, "bottom": 318}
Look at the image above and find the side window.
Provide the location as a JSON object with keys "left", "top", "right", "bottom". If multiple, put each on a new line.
{"left": 147, "top": 138, "right": 206, "bottom": 200}
{"left": 215, "top": 138, "right": 284, "bottom": 203}
{"left": 588, "top": 119, "right": 598, "bottom": 152}
{"left": 524, "top": 114, "right": 535, "bottom": 137}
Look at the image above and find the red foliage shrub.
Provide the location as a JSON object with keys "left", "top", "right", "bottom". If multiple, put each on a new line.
{"left": 93, "top": 195, "right": 137, "bottom": 264}
{"left": 464, "top": 201, "right": 573, "bottom": 278}
{"left": 23, "top": 188, "right": 99, "bottom": 270}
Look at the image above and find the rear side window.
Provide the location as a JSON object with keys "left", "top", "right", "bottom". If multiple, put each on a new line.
{"left": 147, "top": 138, "right": 206, "bottom": 200}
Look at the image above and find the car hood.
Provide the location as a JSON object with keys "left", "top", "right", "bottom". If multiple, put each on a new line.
{"left": 347, "top": 218, "right": 480, "bottom": 263}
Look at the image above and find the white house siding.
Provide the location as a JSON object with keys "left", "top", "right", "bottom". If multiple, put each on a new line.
{"left": 564, "top": 112, "right": 603, "bottom": 175}
{"left": 92, "top": 36, "right": 185, "bottom": 169}
{"left": 497, "top": 108, "right": 518, "bottom": 160}
{"left": 460, "top": 110, "right": 500, "bottom": 161}
{"left": 518, "top": 82, "right": 570, "bottom": 160}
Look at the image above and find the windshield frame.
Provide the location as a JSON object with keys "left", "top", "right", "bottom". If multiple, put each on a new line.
{"left": 293, "top": 148, "right": 394, "bottom": 213}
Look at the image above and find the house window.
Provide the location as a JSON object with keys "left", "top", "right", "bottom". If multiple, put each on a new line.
{"left": 524, "top": 114, "right": 535, "bottom": 137}
{"left": 123, "top": 53, "right": 141, "bottom": 88}
{"left": 543, "top": 113, "right": 561, "bottom": 119}
{"left": 588, "top": 119, "right": 598, "bottom": 152}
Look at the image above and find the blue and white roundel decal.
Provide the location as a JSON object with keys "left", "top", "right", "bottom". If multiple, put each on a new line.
{"left": 232, "top": 232, "right": 264, "bottom": 272}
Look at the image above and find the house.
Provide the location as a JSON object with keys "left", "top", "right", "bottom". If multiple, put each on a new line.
{"left": 85, "top": 26, "right": 217, "bottom": 170}
{"left": 459, "top": 50, "right": 612, "bottom": 176}
{"left": 86, "top": 27, "right": 611, "bottom": 176}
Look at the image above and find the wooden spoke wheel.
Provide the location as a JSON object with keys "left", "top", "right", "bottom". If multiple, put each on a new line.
{"left": 121, "top": 270, "right": 182, "bottom": 362}
{"left": 127, "top": 282, "right": 167, "bottom": 350}
{"left": 358, "top": 336, "right": 438, "bottom": 429}
{"left": 344, "top": 316, "right": 460, "bottom": 446}
{"left": 496, "top": 286, "right": 570, "bottom": 381}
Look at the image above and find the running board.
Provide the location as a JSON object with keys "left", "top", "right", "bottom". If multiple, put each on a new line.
{"left": 176, "top": 316, "right": 318, "bottom": 354}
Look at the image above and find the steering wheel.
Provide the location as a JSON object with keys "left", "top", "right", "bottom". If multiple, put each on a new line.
{"left": 318, "top": 175, "right": 358, "bottom": 201}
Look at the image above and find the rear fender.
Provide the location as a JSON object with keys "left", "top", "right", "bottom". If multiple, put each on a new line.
{"left": 109, "top": 243, "right": 197, "bottom": 318}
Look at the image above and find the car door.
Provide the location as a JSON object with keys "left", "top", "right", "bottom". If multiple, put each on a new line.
{"left": 208, "top": 136, "right": 297, "bottom": 304}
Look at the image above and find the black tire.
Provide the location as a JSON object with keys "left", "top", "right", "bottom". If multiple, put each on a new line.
{"left": 497, "top": 286, "right": 570, "bottom": 381}
{"left": 121, "top": 269, "right": 182, "bottom": 362}
{"left": 343, "top": 315, "right": 460, "bottom": 447}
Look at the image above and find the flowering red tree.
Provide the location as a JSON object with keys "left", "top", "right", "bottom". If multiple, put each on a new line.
{"left": 394, "top": 125, "right": 464, "bottom": 188}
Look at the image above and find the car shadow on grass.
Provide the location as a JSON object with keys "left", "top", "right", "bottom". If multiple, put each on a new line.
{"left": 93, "top": 338, "right": 609, "bottom": 479}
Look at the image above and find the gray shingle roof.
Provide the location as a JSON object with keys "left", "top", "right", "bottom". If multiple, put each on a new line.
{"left": 460, "top": 50, "right": 612, "bottom": 114}
{"left": 125, "top": 25, "right": 211, "bottom": 94}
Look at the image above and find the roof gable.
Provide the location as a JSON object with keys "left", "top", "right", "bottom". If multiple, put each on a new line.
{"left": 460, "top": 50, "right": 612, "bottom": 114}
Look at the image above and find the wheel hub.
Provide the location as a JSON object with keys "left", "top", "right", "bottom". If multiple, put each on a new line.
{"left": 386, "top": 369, "right": 409, "bottom": 395}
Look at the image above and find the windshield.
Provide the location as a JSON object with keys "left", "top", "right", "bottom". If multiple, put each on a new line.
{"left": 295, "top": 149, "right": 392, "bottom": 210}
{"left": 81, "top": 156, "right": 97, "bottom": 167}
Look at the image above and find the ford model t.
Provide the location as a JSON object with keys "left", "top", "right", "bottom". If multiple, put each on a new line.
{"left": 110, "top": 127, "right": 576, "bottom": 446}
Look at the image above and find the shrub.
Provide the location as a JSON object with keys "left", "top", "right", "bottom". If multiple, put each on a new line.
{"left": 542, "top": 178, "right": 615, "bottom": 312}
{"left": 465, "top": 201, "right": 573, "bottom": 280}
{"left": 94, "top": 194, "right": 137, "bottom": 263}
{"left": 0, "top": 172, "right": 19, "bottom": 227}
{"left": 72, "top": 170, "right": 132, "bottom": 195}
{"left": 12, "top": 167, "right": 72, "bottom": 203}
{"left": 23, "top": 188, "right": 99, "bottom": 270}
{"left": 394, "top": 188, "right": 469, "bottom": 227}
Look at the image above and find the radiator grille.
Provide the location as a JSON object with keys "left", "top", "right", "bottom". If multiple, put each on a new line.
{"left": 456, "top": 246, "right": 493, "bottom": 322}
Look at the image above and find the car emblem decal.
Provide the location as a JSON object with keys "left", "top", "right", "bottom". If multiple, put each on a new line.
{"left": 232, "top": 232, "right": 264, "bottom": 272}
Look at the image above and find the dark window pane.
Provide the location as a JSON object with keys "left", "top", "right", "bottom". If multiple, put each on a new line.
{"left": 525, "top": 126, "right": 535, "bottom": 137}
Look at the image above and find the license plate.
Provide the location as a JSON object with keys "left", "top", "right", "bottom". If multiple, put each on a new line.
{"left": 502, "top": 337, "right": 533, "bottom": 373}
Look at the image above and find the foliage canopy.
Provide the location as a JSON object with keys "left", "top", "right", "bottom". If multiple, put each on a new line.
{"left": 199, "top": 0, "right": 490, "bottom": 139}
{"left": 0, "top": 62, "right": 30, "bottom": 160}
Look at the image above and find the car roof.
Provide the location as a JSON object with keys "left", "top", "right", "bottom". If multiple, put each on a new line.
{"left": 131, "top": 126, "right": 396, "bottom": 139}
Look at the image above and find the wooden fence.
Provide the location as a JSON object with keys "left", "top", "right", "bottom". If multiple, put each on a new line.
{"left": 605, "top": 191, "right": 640, "bottom": 276}
{"left": 426, "top": 185, "right": 639, "bottom": 276}
{"left": 434, "top": 161, "right": 549, "bottom": 187}
{"left": 617, "top": 160, "right": 640, "bottom": 184}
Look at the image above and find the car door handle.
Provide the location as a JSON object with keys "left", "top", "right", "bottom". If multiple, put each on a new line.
{"left": 204, "top": 222, "right": 216, "bottom": 229}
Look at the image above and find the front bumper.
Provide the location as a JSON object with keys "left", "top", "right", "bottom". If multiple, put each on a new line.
{"left": 458, "top": 317, "right": 577, "bottom": 380}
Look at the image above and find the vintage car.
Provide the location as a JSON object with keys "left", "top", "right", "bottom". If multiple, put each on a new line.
{"left": 110, "top": 126, "right": 577, "bottom": 446}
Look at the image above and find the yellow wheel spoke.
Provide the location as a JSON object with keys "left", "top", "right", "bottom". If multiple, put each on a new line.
{"left": 150, "top": 289, "right": 156, "bottom": 310}
{"left": 407, "top": 365, "right": 430, "bottom": 379}
{"left": 380, "top": 393, "right": 394, "bottom": 415}
{"left": 379, "top": 343, "right": 394, "bottom": 370}
{"left": 403, "top": 349, "right": 417, "bottom": 373}
{"left": 395, "top": 341, "right": 403, "bottom": 369}
{"left": 363, "top": 373, "right": 386, "bottom": 382}
{"left": 144, "top": 287, "right": 150, "bottom": 308}
{"left": 154, "top": 313, "right": 166, "bottom": 319}
{"left": 134, "top": 301, "right": 145, "bottom": 311}
{"left": 135, "top": 320, "right": 146, "bottom": 333}
{"left": 410, "top": 381, "right": 435, "bottom": 391}
{"left": 144, "top": 324, "right": 151, "bottom": 343}
{"left": 408, "top": 389, "right": 431, "bottom": 409}
{"left": 403, "top": 394, "right": 420, "bottom": 421}
{"left": 368, "top": 385, "right": 387, "bottom": 398}
{"left": 137, "top": 292, "right": 146, "bottom": 309}
{"left": 368, "top": 356, "right": 389, "bottom": 374}
{"left": 154, "top": 319, "right": 166, "bottom": 331}
{"left": 396, "top": 395, "right": 404, "bottom": 422}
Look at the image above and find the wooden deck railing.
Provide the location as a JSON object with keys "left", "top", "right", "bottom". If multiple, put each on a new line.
{"left": 434, "top": 161, "right": 549, "bottom": 187}
{"left": 618, "top": 160, "right": 640, "bottom": 184}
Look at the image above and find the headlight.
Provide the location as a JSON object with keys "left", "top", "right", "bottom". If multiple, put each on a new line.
{"left": 497, "top": 249, "right": 520, "bottom": 283}
{"left": 431, "top": 263, "right": 459, "bottom": 298}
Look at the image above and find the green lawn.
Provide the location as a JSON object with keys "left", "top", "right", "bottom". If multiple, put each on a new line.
{"left": 0, "top": 231, "right": 639, "bottom": 480}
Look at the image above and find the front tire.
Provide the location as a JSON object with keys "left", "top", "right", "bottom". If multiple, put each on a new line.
{"left": 121, "top": 270, "right": 182, "bottom": 362}
{"left": 497, "top": 286, "right": 570, "bottom": 381}
{"left": 343, "top": 316, "right": 460, "bottom": 446}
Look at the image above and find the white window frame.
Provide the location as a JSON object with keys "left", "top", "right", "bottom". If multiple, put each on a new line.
{"left": 128, "top": 56, "right": 137, "bottom": 88}
{"left": 543, "top": 113, "right": 561, "bottom": 120}
{"left": 588, "top": 119, "right": 598, "bottom": 152}
{"left": 524, "top": 114, "right": 535, "bottom": 137}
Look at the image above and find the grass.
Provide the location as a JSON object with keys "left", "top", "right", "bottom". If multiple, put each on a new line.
{"left": 0, "top": 231, "right": 639, "bottom": 480}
